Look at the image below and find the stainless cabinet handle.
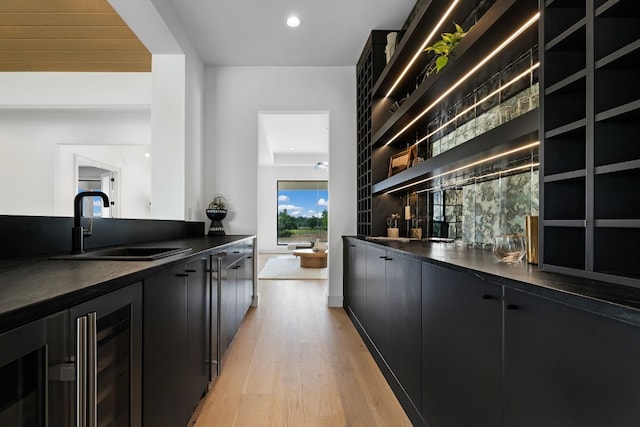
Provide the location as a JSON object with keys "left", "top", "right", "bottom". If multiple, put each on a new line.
{"left": 76, "top": 313, "right": 98, "bottom": 427}
{"left": 87, "top": 312, "right": 97, "bottom": 427}
{"left": 76, "top": 316, "right": 87, "bottom": 427}
{"left": 185, "top": 269, "right": 197, "bottom": 273}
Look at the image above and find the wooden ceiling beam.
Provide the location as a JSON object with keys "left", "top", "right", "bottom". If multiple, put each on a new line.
{"left": 0, "top": 0, "right": 152, "bottom": 72}
{"left": 0, "top": 39, "right": 148, "bottom": 51}
{"left": 0, "top": 13, "right": 125, "bottom": 26}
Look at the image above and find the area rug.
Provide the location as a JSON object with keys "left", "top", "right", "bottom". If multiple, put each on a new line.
{"left": 258, "top": 256, "right": 328, "bottom": 280}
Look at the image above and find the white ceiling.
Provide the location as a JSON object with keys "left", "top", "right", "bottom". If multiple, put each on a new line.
{"left": 164, "top": 0, "right": 416, "bottom": 163}
{"left": 166, "top": 0, "right": 417, "bottom": 66}
{"left": 258, "top": 112, "right": 330, "bottom": 166}
{"left": 126, "top": 0, "right": 415, "bottom": 164}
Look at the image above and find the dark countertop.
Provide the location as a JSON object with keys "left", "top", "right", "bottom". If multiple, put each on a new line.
{"left": 0, "top": 235, "right": 254, "bottom": 334}
{"left": 350, "top": 237, "right": 640, "bottom": 327}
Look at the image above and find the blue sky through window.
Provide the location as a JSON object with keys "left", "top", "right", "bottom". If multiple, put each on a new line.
{"left": 277, "top": 189, "right": 328, "bottom": 218}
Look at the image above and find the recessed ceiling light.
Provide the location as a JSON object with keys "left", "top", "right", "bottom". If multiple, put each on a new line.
{"left": 288, "top": 146, "right": 295, "bottom": 151}
{"left": 287, "top": 16, "right": 301, "bottom": 28}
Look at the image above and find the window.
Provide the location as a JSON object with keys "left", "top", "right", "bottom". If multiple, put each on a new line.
{"left": 277, "top": 180, "right": 328, "bottom": 245}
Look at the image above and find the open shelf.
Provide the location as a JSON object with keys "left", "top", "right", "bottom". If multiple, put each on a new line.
{"left": 594, "top": 227, "right": 640, "bottom": 279}
{"left": 595, "top": 119, "right": 640, "bottom": 167}
{"left": 594, "top": 168, "right": 640, "bottom": 219}
{"left": 543, "top": 74, "right": 586, "bottom": 130}
{"left": 595, "top": 39, "right": 640, "bottom": 70}
{"left": 371, "top": 0, "right": 538, "bottom": 148}
{"left": 543, "top": 125, "right": 585, "bottom": 175}
{"left": 595, "top": 69, "right": 640, "bottom": 114}
{"left": 544, "top": 176, "right": 585, "bottom": 221}
{"left": 545, "top": 68, "right": 586, "bottom": 95}
{"left": 545, "top": 17, "right": 586, "bottom": 51}
{"left": 543, "top": 226, "right": 585, "bottom": 270}
{"left": 372, "top": 109, "right": 538, "bottom": 194}
{"left": 371, "top": 0, "right": 499, "bottom": 99}
{"left": 595, "top": 18, "right": 640, "bottom": 59}
{"left": 540, "top": 0, "right": 640, "bottom": 286}
{"left": 596, "top": 0, "right": 639, "bottom": 18}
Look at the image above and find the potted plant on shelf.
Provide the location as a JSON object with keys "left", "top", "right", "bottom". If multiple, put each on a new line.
{"left": 386, "top": 213, "right": 401, "bottom": 238}
{"left": 424, "top": 23, "right": 469, "bottom": 75}
{"left": 206, "top": 194, "right": 227, "bottom": 236}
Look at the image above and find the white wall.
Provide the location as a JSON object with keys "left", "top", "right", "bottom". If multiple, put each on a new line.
{"left": 57, "top": 144, "right": 151, "bottom": 218}
{"left": 0, "top": 73, "right": 152, "bottom": 217}
{"left": 205, "top": 66, "right": 357, "bottom": 307}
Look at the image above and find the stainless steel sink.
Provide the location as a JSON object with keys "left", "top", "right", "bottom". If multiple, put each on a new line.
{"left": 52, "top": 246, "right": 192, "bottom": 261}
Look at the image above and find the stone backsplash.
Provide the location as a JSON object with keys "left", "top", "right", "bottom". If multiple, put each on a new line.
{"left": 461, "top": 169, "right": 539, "bottom": 247}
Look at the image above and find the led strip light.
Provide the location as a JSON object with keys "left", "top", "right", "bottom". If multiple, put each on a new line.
{"left": 384, "top": 12, "right": 540, "bottom": 147}
{"left": 386, "top": 0, "right": 460, "bottom": 98}
{"left": 415, "top": 161, "right": 540, "bottom": 194}
{"left": 414, "top": 62, "right": 540, "bottom": 147}
{"left": 387, "top": 141, "right": 540, "bottom": 194}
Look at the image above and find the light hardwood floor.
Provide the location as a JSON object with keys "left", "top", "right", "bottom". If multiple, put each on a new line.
{"left": 192, "top": 255, "right": 411, "bottom": 427}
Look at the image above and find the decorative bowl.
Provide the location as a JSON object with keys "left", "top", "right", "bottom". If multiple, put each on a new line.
{"left": 493, "top": 234, "right": 526, "bottom": 263}
{"left": 205, "top": 208, "right": 227, "bottom": 221}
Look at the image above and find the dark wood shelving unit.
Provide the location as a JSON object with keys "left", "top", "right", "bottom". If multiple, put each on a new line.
{"left": 356, "top": 0, "right": 541, "bottom": 238}
{"left": 540, "top": 0, "right": 640, "bottom": 286}
{"left": 356, "top": 31, "right": 391, "bottom": 236}
{"left": 372, "top": 109, "right": 538, "bottom": 194}
{"left": 371, "top": 0, "right": 538, "bottom": 148}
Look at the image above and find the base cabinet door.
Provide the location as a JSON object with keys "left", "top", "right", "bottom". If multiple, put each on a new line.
{"left": 185, "top": 257, "right": 210, "bottom": 413}
{"left": 421, "top": 263, "right": 502, "bottom": 427}
{"left": 365, "top": 245, "right": 386, "bottom": 355}
{"left": 384, "top": 253, "right": 422, "bottom": 411}
{"left": 143, "top": 265, "right": 189, "bottom": 427}
{"left": 504, "top": 288, "right": 640, "bottom": 426}
{"left": 345, "top": 238, "right": 367, "bottom": 325}
{"left": 219, "top": 260, "right": 237, "bottom": 363}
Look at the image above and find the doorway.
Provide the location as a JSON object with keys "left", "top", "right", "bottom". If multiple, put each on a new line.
{"left": 75, "top": 156, "right": 120, "bottom": 218}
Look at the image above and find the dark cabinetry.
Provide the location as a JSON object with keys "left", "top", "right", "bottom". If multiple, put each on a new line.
{"left": 384, "top": 252, "right": 421, "bottom": 411}
{"left": 143, "top": 257, "right": 210, "bottom": 427}
{"left": 364, "top": 244, "right": 386, "bottom": 352}
{"left": 185, "top": 257, "right": 210, "bottom": 411}
{"left": 344, "top": 237, "right": 640, "bottom": 426}
{"left": 344, "top": 238, "right": 367, "bottom": 323}
{"left": 70, "top": 283, "right": 143, "bottom": 427}
{"left": 421, "top": 263, "right": 502, "bottom": 427}
{"left": 0, "top": 282, "right": 142, "bottom": 427}
{"left": 541, "top": 0, "right": 640, "bottom": 285}
{"left": 504, "top": 287, "right": 640, "bottom": 426}
{"left": 343, "top": 238, "right": 422, "bottom": 423}
{"left": 219, "top": 241, "right": 254, "bottom": 369}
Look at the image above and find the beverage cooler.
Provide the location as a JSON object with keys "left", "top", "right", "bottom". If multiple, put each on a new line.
{"left": 0, "top": 283, "right": 142, "bottom": 426}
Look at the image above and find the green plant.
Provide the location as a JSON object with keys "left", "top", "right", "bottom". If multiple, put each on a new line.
{"left": 208, "top": 194, "right": 226, "bottom": 210}
{"left": 386, "top": 213, "right": 401, "bottom": 228}
{"left": 424, "top": 23, "right": 469, "bottom": 74}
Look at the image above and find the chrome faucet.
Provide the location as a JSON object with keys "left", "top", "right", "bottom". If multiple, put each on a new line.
{"left": 72, "top": 191, "right": 110, "bottom": 254}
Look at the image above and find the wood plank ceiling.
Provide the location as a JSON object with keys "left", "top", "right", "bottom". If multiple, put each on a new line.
{"left": 0, "top": 0, "right": 151, "bottom": 72}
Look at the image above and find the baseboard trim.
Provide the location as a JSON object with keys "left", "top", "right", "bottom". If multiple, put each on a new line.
{"left": 327, "top": 294, "right": 343, "bottom": 307}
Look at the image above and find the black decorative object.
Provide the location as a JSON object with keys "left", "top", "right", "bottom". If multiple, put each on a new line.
{"left": 206, "top": 209, "right": 227, "bottom": 236}
{"left": 206, "top": 194, "right": 227, "bottom": 236}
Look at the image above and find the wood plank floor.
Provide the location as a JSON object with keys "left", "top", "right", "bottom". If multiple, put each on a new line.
{"left": 192, "top": 255, "right": 411, "bottom": 427}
